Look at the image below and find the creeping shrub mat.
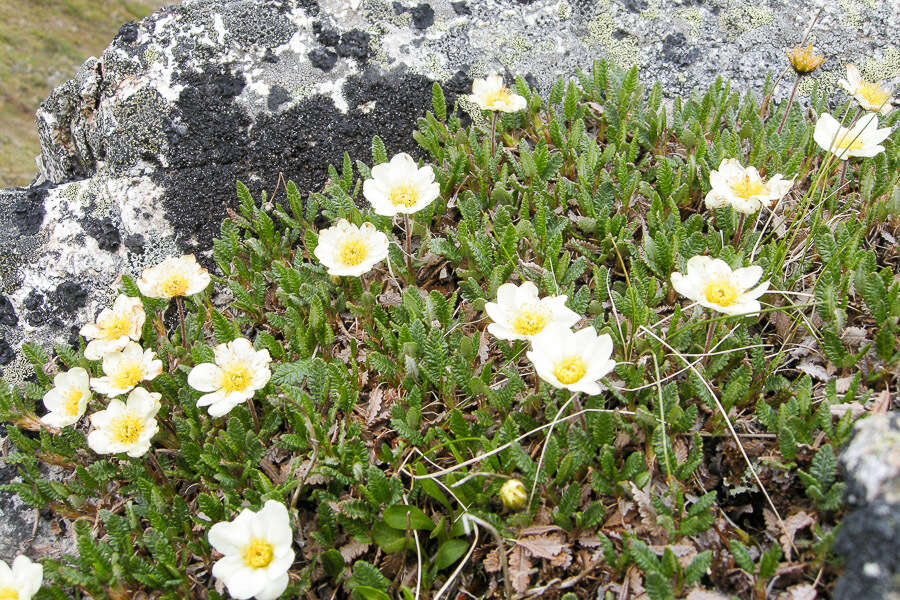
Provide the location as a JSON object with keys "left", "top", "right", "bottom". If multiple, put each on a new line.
{"left": 1, "top": 60, "right": 898, "bottom": 599}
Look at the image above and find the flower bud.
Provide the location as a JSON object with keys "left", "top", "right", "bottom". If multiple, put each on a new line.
{"left": 499, "top": 479, "right": 527, "bottom": 510}
{"left": 786, "top": 44, "right": 824, "bottom": 74}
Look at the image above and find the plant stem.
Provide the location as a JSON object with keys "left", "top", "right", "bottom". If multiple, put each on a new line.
{"left": 732, "top": 213, "right": 746, "bottom": 248}
{"left": 489, "top": 112, "right": 497, "bottom": 157}
{"left": 175, "top": 297, "right": 187, "bottom": 347}
{"left": 702, "top": 317, "right": 717, "bottom": 367}
{"left": 403, "top": 212, "right": 415, "bottom": 284}
{"left": 247, "top": 398, "right": 261, "bottom": 431}
{"left": 777, "top": 75, "right": 801, "bottom": 134}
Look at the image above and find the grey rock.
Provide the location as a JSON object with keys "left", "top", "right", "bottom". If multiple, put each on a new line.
{"left": 835, "top": 413, "right": 900, "bottom": 599}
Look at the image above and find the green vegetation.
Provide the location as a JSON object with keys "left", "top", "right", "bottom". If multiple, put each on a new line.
{"left": 0, "top": 0, "right": 167, "bottom": 186}
{"left": 1, "top": 60, "right": 898, "bottom": 599}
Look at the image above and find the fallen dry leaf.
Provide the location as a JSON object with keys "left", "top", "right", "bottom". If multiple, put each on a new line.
{"left": 686, "top": 589, "right": 732, "bottom": 600}
{"left": 779, "top": 511, "right": 815, "bottom": 560}
{"left": 509, "top": 544, "right": 534, "bottom": 593}
{"left": 778, "top": 583, "right": 816, "bottom": 600}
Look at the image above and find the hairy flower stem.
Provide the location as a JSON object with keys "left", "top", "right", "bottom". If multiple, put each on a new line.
{"left": 702, "top": 317, "right": 717, "bottom": 367}
{"left": 404, "top": 213, "right": 415, "bottom": 284}
{"left": 248, "top": 399, "right": 261, "bottom": 431}
{"left": 777, "top": 75, "right": 801, "bottom": 134}
{"left": 489, "top": 112, "right": 497, "bottom": 157}
{"left": 176, "top": 297, "right": 187, "bottom": 347}
{"left": 732, "top": 213, "right": 746, "bottom": 247}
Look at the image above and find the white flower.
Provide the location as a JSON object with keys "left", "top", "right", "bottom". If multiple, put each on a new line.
{"left": 0, "top": 555, "right": 43, "bottom": 600}
{"left": 40, "top": 367, "right": 91, "bottom": 428}
{"left": 86, "top": 387, "right": 161, "bottom": 457}
{"left": 362, "top": 153, "right": 440, "bottom": 216}
{"left": 484, "top": 281, "right": 580, "bottom": 341}
{"left": 137, "top": 254, "right": 211, "bottom": 299}
{"left": 813, "top": 112, "right": 892, "bottom": 160}
{"left": 527, "top": 325, "right": 616, "bottom": 395}
{"left": 670, "top": 255, "right": 769, "bottom": 316}
{"left": 80, "top": 294, "right": 146, "bottom": 361}
{"left": 90, "top": 342, "right": 163, "bottom": 397}
{"left": 468, "top": 73, "right": 527, "bottom": 113}
{"left": 208, "top": 500, "right": 295, "bottom": 600}
{"left": 187, "top": 338, "right": 272, "bottom": 417}
{"left": 839, "top": 64, "right": 894, "bottom": 115}
{"left": 313, "top": 219, "right": 390, "bottom": 277}
{"left": 704, "top": 158, "right": 794, "bottom": 214}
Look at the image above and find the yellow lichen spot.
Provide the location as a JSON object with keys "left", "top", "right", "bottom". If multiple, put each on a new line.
{"left": 113, "top": 362, "right": 144, "bottom": 390}
{"left": 162, "top": 274, "right": 189, "bottom": 297}
{"left": 221, "top": 363, "right": 252, "bottom": 393}
{"left": 730, "top": 175, "right": 768, "bottom": 200}
{"left": 64, "top": 388, "right": 84, "bottom": 416}
{"left": 512, "top": 305, "right": 550, "bottom": 336}
{"left": 553, "top": 356, "right": 587, "bottom": 385}
{"left": 389, "top": 183, "right": 419, "bottom": 208}
{"left": 242, "top": 538, "right": 274, "bottom": 569}
{"left": 704, "top": 280, "right": 739, "bottom": 307}
{"left": 111, "top": 414, "right": 144, "bottom": 445}
{"left": 0, "top": 587, "right": 19, "bottom": 600}
{"left": 102, "top": 314, "right": 133, "bottom": 341}
{"left": 338, "top": 238, "right": 369, "bottom": 267}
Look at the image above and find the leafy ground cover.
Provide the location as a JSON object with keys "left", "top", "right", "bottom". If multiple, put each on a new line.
{"left": 0, "top": 0, "right": 168, "bottom": 186}
{"left": 1, "top": 58, "right": 898, "bottom": 599}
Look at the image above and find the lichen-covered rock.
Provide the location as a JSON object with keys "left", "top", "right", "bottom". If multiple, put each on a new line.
{"left": 2, "top": 0, "right": 899, "bottom": 382}
{"left": 834, "top": 413, "right": 900, "bottom": 599}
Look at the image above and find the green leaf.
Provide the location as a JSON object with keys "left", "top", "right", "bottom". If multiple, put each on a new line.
{"left": 432, "top": 82, "right": 447, "bottom": 121}
{"left": 382, "top": 504, "right": 434, "bottom": 530}
{"left": 434, "top": 539, "right": 470, "bottom": 570}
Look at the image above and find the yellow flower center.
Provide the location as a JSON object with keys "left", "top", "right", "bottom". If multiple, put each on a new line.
{"left": 704, "top": 280, "right": 739, "bottom": 307}
{"left": 389, "top": 183, "right": 419, "bottom": 208}
{"left": 162, "top": 273, "right": 189, "bottom": 297}
{"left": 834, "top": 132, "right": 866, "bottom": 151}
{"left": 111, "top": 414, "right": 144, "bottom": 445}
{"left": 0, "top": 587, "right": 19, "bottom": 600}
{"left": 64, "top": 388, "right": 84, "bottom": 416}
{"left": 511, "top": 305, "right": 550, "bottom": 336}
{"left": 102, "top": 314, "right": 133, "bottom": 341}
{"left": 242, "top": 538, "right": 274, "bottom": 569}
{"left": 338, "top": 237, "right": 369, "bottom": 267}
{"left": 729, "top": 175, "right": 768, "bottom": 199}
{"left": 553, "top": 356, "right": 587, "bottom": 385}
{"left": 485, "top": 87, "right": 512, "bottom": 108}
{"left": 857, "top": 81, "right": 890, "bottom": 108}
{"left": 113, "top": 361, "right": 144, "bottom": 390}
{"left": 221, "top": 363, "right": 252, "bottom": 393}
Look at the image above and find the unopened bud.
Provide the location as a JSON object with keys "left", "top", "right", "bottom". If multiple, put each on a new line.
{"left": 499, "top": 479, "right": 527, "bottom": 510}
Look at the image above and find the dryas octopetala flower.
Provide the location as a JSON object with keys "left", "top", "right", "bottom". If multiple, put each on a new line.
{"left": 90, "top": 342, "right": 163, "bottom": 397}
{"left": 499, "top": 479, "right": 527, "bottom": 510}
{"left": 187, "top": 338, "right": 272, "bottom": 417}
{"left": 137, "top": 254, "right": 211, "bottom": 299}
{"left": 313, "top": 219, "right": 390, "bottom": 277}
{"left": 527, "top": 324, "right": 616, "bottom": 395}
{"left": 469, "top": 73, "right": 527, "bottom": 112}
{"left": 785, "top": 44, "right": 824, "bottom": 74}
{"left": 362, "top": 152, "right": 440, "bottom": 216}
{"left": 0, "top": 555, "right": 43, "bottom": 600}
{"left": 704, "top": 158, "right": 794, "bottom": 214}
{"left": 813, "top": 112, "right": 892, "bottom": 160}
{"left": 670, "top": 255, "right": 769, "bottom": 316}
{"left": 839, "top": 64, "right": 894, "bottom": 115}
{"left": 484, "top": 281, "right": 580, "bottom": 341}
{"left": 208, "top": 500, "right": 295, "bottom": 600}
{"left": 86, "top": 387, "right": 161, "bottom": 457}
{"left": 40, "top": 367, "right": 91, "bottom": 428}
{"left": 80, "top": 294, "right": 146, "bottom": 361}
